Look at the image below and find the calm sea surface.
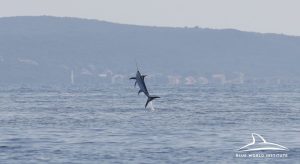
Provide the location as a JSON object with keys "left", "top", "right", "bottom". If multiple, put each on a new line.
{"left": 0, "top": 84, "right": 299, "bottom": 163}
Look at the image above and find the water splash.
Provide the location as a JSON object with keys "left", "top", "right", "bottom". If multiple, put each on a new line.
{"left": 149, "top": 101, "right": 155, "bottom": 111}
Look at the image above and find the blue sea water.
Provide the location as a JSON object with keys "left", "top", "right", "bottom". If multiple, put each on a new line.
{"left": 0, "top": 84, "right": 299, "bottom": 163}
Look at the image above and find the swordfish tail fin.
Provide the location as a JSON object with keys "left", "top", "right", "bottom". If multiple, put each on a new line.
{"left": 145, "top": 96, "right": 160, "bottom": 108}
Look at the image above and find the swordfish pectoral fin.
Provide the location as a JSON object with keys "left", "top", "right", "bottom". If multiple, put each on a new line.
{"left": 145, "top": 96, "right": 160, "bottom": 108}
{"left": 130, "top": 77, "right": 137, "bottom": 87}
{"left": 134, "top": 81, "right": 137, "bottom": 87}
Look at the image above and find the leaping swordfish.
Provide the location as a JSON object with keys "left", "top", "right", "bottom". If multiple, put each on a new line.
{"left": 130, "top": 67, "right": 160, "bottom": 108}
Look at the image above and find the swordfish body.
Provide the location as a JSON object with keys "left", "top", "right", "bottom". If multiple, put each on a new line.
{"left": 130, "top": 70, "right": 160, "bottom": 108}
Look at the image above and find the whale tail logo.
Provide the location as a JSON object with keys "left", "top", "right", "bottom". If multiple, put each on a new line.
{"left": 238, "top": 133, "right": 289, "bottom": 152}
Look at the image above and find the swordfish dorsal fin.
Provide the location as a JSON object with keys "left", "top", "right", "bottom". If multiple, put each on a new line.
{"left": 141, "top": 75, "right": 147, "bottom": 80}
{"left": 252, "top": 133, "right": 266, "bottom": 143}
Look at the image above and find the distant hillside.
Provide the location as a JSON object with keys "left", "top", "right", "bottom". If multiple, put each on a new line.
{"left": 0, "top": 16, "right": 300, "bottom": 85}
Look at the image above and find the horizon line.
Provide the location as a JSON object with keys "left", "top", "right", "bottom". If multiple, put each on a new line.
{"left": 1, "top": 15, "right": 299, "bottom": 38}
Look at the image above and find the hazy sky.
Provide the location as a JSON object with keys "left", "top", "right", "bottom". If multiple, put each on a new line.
{"left": 1, "top": 0, "right": 300, "bottom": 36}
